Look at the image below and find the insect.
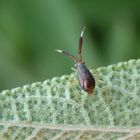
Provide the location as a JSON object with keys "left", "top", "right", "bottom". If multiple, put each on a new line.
{"left": 56, "top": 27, "right": 95, "bottom": 94}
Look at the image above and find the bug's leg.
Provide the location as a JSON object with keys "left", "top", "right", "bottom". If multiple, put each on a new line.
{"left": 56, "top": 50, "right": 77, "bottom": 63}
{"left": 71, "top": 67, "right": 76, "bottom": 72}
{"left": 102, "top": 81, "right": 110, "bottom": 104}
{"left": 91, "top": 69, "right": 99, "bottom": 84}
{"left": 94, "top": 70, "right": 109, "bottom": 103}
{"left": 78, "top": 27, "right": 86, "bottom": 62}
{"left": 92, "top": 70, "right": 108, "bottom": 101}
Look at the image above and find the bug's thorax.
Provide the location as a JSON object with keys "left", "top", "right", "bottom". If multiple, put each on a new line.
{"left": 75, "top": 61, "right": 85, "bottom": 69}
{"left": 75, "top": 61, "right": 87, "bottom": 73}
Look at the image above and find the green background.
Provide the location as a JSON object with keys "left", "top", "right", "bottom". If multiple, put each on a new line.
{"left": 0, "top": 0, "right": 140, "bottom": 91}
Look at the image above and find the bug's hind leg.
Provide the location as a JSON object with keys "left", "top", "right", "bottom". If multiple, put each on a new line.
{"left": 102, "top": 81, "right": 110, "bottom": 104}
{"left": 92, "top": 69, "right": 109, "bottom": 104}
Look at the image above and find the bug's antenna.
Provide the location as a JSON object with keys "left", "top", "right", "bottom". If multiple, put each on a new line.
{"left": 56, "top": 50, "right": 77, "bottom": 63}
{"left": 78, "top": 26, "right": 86, "bottom": 62}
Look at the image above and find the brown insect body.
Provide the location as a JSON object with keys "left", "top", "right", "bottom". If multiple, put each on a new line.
{"left": 76, "top": 62, "right": 95, "bottom": 94}
{"left": 56, "top": 27, "right": 95, "bottom": 94}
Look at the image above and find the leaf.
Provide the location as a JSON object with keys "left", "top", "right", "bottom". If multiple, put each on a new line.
{"left": 0, "top": 59, "right": 140, "bottom": 140}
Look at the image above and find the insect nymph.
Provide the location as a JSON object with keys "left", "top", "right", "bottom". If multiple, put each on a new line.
{"left": 56, "top": 27, "right": 95, "bottom": 94}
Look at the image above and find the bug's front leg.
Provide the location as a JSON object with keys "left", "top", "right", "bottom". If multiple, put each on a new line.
{"left": 71, "top": 67, "right": 77, "bottom": 72}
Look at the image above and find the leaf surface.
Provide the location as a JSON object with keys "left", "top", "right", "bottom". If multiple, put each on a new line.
{"left": 0, "top": 59, "right": 140, "bottom": 140}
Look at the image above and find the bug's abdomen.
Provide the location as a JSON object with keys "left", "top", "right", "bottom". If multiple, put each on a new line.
{"left": 82, "top": 77, "right": 95, "bottom": 93}
{"left": 76, "top": 63, "right": 95, "bottom": 94}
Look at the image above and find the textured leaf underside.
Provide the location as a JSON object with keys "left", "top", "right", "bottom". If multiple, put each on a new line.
{"left": 0, "top": 59, "right": 140, "bottom": 140}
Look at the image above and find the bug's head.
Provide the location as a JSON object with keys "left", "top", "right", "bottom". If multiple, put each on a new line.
{"left": 74, "top": 61, "right": 85, "bottom": 68}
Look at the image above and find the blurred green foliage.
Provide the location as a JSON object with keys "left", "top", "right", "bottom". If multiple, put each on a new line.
{"left": 0, "top": 0, "right": 140, "bottom": 91}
